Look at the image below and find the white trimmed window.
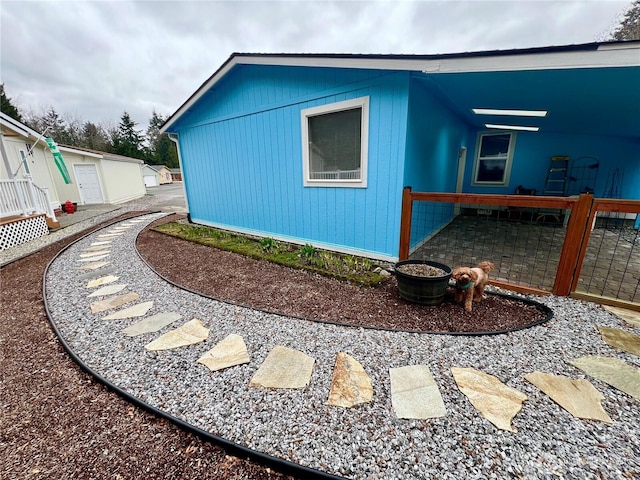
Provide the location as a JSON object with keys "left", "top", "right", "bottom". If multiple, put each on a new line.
{"left": 18, "top": 146, "right": 31, "bottom": 175}
{"left": 472, "top": 132, "right": 516, "bottom": 186}
{"left": 301, "top": 96, "right": 369, "bottom": 187}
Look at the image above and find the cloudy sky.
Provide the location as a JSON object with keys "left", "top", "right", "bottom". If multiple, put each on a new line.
{"left": 0, "top": 0, "right": 631, "bottom": 128}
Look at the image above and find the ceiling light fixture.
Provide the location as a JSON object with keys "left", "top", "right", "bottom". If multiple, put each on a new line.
{"left": 485, "top": 123, "right": 540, "bottom": 132}
{"left": 473, "top": 108, "right": 547, "bottom": 117}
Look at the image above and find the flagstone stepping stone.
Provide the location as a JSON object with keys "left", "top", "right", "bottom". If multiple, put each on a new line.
{"left": 80, "top": 250, "right": 111, "bottom": 258}
{"left": 524, "top": 371, "right": 612, "bottom": 423}
{"left": 88, "top": 284, "right": 127, "bottom": 297}
{"left": 198, "top": 334, "right": 250, "bottom": 372}
{"left": 78, "top": 254, "right": 109, "bottom": 262}
{"left": 389, "top": 365, "right": 446, "bottom": 420}
{"left": 122, "top": 312, "right": 182, "bottom": 336}
{"left": 77, "top": 267, "right": 117, "bottom": 281}
{"left": 326, "top": 352, "right": 373, "bottom": 408}
{"left": 603, "top": 306, "right": 640, "bottom": 328}
{"left": 568, "top": 356, "right": 640, "bottom": 399}
{"left": 104, "top": 301, "right": 154, "bottom": 320}
{"left": 597, "top": 326, "right": 640, "bottom": 356}
{"left": 86, "top": 275, "right": 119, "bottom": 288}
{"left": 83, "top": 245, "right": 111, "bottom": 252}
{"left": 451, "top": 367, "right": 527, "bottom": 432}
{"left": 98, "top": 233, "right": 124, "bottom": 238}
{"left": 91, "top": 241, "right": 112, "bottom": 246}
{"left": 144, "top": 319, "right": 209, "bottom": 351}
{"left": 78, "top": 261, "right": 111, "bottom": 271}
{"left": 249, "top": 346, "right": 315, "bottom": 389}
{"left": 90, "top": 293, "right": 140, "bottom": 314}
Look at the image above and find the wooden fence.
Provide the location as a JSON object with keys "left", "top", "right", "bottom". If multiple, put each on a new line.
{"left": 399, "top": 187, "right": 640, "bottom": 310}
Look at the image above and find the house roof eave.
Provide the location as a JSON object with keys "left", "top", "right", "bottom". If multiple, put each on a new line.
{"left": 58, "top": 144, "right": 103, "bottom": 158}
{"left": 101, "top": 155, "right": 144, "bottom": 164}
{"left": 159, "top": 40, "right": 640, "bottom": 135}
{"left": 0, "top": 112, "right": 41, "bottom": 139}
{"left": 58, "top": 144, "right": 144, "bottom": 163}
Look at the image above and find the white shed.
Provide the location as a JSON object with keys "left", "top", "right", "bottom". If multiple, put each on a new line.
{"left": 142, "top": 164, "right": 172, "bottom": 186}
{"left": 1, "top": 113, "right": 147, "bottom": 249}
{"left": 54, "top": 147, "right": 146, "bottom": 205}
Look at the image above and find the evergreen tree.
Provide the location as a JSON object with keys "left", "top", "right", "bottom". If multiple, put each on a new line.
{"left": 146, "top": 110, "right": 179, "bottom": 167}
{"left": 0, "top": 84, "right": 22, "bottom": 121}
{"left": 80, "top": 121, "right": 110, "bottom": 151}
{"left": 41, "top": 107, "right": 70, "bottom": 144}
{"left": 153, "top": 133, "right": 179, "bottom": 168}
{"left": 113, "top": 111, "right": 145, "bottom": 159}
{"left": 612, "top": 1, "right": 640, "bottom": 40}
{"left": 146, "top": 110, "right": 164, "bottom": 157}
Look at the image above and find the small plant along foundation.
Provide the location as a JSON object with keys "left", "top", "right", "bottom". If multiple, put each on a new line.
{"left": 152, "top": 221, "right": 389, "bottom": 286}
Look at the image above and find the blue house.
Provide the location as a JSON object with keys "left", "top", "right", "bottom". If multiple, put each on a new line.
{"left": 161, "top": 41, "right": 640, "bottom": 262}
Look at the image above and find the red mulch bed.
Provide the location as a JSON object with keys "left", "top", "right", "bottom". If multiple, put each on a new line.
{"left": 137, "top": 215, "right": 549, "bottom": 334}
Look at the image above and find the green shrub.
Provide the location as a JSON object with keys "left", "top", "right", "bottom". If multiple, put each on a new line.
{"left": 299, "top": 243, "right": 317, "bottom": 262}
{"left": 260, "top": 237, "right": 278, "bottom": 252}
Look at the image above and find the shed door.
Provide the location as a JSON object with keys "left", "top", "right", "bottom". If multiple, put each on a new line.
{"left": 74, "top": 164, "right": 104, "bottom": 204}
{"left": 144, "top": 175, "right": 158, "bottom": 187}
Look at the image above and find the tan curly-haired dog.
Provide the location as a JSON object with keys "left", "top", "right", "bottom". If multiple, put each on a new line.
{"left": 452, "top": 261, "right": 495, "bottom": 312}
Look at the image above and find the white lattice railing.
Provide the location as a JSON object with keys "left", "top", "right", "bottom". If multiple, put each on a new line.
{"left": 0, "top": 178, "right": 57, "bottom": 222}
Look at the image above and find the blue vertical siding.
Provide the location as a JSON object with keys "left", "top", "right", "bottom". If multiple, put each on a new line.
{"left": 404, "top": 77, "right": 471, "bottom": 250}
{"left": 174, "top": 66, "right": 389, "bottom": 130}
{"left": 404, "top": 77, "right": 470, "bottom": 191}
{"left": 463, "top": 132, "right": 640, "bottom": 198}
{"left": 176, "top": 66, "right": 410, "bottom": 260}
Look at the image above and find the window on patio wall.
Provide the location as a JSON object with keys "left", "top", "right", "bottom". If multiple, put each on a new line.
{"left": 301, "top": 96, "right": 369, "bottom": 188}
{"left": 472, "top": 132, "right": 516, "bottom": 186}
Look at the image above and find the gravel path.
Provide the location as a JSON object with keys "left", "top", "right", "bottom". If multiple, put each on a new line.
{"left": 44, "top": 214, "right": 639, "bottom": 479}
{"left": 1, "top": 212, "right": 285, "bottom": 480}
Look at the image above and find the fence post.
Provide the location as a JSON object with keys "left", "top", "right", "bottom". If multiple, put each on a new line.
{"left": 553, "top": 193, "right": 593, "bottom": 296}
{"left": 399, "top": 186, "right": 413, "bottom": 260}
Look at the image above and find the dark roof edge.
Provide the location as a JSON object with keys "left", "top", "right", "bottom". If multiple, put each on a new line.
{"left": 230, "top": 40, "right": 627, "bottom": 62}
{"left": 160, "top": 39, "right": 639, "bottom": 132}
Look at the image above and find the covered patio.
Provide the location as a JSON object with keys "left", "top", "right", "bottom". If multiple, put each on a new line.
{"left": 406, "top": 43, "right": 640, "bottom": 200}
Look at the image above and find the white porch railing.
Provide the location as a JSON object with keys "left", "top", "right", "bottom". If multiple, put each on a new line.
{"left": 0, "top": 178, "right": 57, "bottom": 222}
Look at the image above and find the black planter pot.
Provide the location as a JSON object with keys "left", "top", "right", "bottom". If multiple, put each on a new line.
{"left": 395, "top": 260, "right": 452, "bottom": 305}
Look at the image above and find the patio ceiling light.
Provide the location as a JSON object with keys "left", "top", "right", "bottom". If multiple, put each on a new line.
{"left": 473, "top": 108, "right": 547, "bottom": 117}
{"left": 485, "top": 123, "right": 540, "bottom": 132}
